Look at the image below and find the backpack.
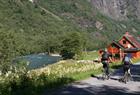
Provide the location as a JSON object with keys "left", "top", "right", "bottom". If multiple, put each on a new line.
{"left": 124, "top": 56, "right": 130, "bottom": 65}
{"left": 124, "top": 56, "right": 130, "bottom": 62}
{"left": 102, "top": 52, "right": 109, "bottom": 60}
{"left": 102, "top": 61, "right": 107, "bottom": 65}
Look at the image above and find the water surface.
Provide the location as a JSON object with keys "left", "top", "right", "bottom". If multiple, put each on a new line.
{"left": 15, "top": 53, "right": 61, "bottom": 69}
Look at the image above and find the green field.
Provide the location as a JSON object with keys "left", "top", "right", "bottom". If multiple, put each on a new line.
{"left": 82, "top": 51, "right": 99, "bottom": 60}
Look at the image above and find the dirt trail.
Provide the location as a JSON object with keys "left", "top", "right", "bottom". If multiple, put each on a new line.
{"left": 39, "top": 6, "right": 62, "bottom": 21}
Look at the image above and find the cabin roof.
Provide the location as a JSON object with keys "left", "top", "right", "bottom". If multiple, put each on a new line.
{"left": 124, "top": 48, "right": 140, "bottom": 53}
{"left": 123, "top": 32, "right": 140, "bottom": 48}
{"left": 112, "top": 40, "right": 124, "bottom": 49}
{"left": 108, "top": 32, "right": 140, "bottom": 51}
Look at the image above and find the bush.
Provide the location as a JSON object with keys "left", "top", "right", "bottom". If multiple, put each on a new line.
{"left": 0, "top": 60, "right": 100, "bottom": 95}
{"left": 60, "top": 32, "right": 85, "bottom": 60}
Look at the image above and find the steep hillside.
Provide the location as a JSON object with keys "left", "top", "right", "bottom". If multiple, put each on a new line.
{"left": 36, "top": 0, "right": 140, "bottom": 46}
{"left": 91, "top": 0, "right": 140, "bottom": 20}
{"left": 0, "top": 0, "right": 140, "bottom": 56}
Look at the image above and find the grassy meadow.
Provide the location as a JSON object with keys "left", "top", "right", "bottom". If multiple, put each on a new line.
{"left": 1, "top": 50, "right": 140, "bottom": 95}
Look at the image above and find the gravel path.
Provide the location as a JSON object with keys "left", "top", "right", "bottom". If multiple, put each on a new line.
{"left": 44, "top": 62, "right": 140, "bottom": 95}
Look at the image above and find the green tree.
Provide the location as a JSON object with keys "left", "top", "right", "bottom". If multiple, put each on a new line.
{"left": 60, "top": 32, "right": 85, "bottom": 60}
{"left": 0, "top": 30, "right": 17, "bottom": 63}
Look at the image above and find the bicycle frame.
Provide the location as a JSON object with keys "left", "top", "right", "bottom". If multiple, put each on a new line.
{"left": 102, "top": 68, "right": 109, "bottom": 80}
{"left": 122, "top": 69, "right": 132, "bottom": 83}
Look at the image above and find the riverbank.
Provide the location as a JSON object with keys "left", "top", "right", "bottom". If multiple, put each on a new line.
{"left": 1, "top": 58, "right": 140, "bottom": 95}
{"left": 0, "top": 59, "right": 102, "bottom": 95}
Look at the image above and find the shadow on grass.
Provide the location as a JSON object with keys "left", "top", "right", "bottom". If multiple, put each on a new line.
{"left": 45, "top": 63, "right": 140, "bottom": 95}
{"left": 90, "top": 74, "right": 105, "bottom": 80}
{"left": 111, "top": 64, "right": 122, "bottom": 69}
{"left": 7, "top": 63, "right": 140, "bottom": 95}
{"left": 7, "top": 74, "right": 75, "bottom": 95}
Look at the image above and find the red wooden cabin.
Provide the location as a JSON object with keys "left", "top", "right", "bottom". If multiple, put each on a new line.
{"left": 107, "top": 32, "right": 140, "bottom": 60}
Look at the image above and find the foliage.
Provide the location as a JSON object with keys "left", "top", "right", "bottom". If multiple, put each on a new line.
{"left": 0, "top": 30, "right": 18, "bottom": 64}
{"left": 1, "top": 57, "right": 140, "bottom": 95}
{"left": 0, "top": 60, "right": 102, "bottom": 95}
{"left": 0, "top": 0, "right": 139, "bottom": 64}
{"left": 0, "top": 62, "right": 29, "bottom": 95}
{"left": 60, "top": 32, "right": 85, "bottom": 59}
{"left": 0, "top": 0, "right": 140, "bottom": 95}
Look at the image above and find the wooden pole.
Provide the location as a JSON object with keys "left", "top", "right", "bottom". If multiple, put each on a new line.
{"left": 119, "top": 48, "right": 122, "bottom": 61}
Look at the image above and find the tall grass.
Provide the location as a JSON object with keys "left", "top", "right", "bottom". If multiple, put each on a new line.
{"left": 1, "top": 57, "right": 140, "bottom": 95}
{"left": 0, "top": 60, "right": 102, "bottom": 95}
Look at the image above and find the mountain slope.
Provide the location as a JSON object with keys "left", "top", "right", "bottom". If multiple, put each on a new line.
{"left": 37, "top": 0, "right": 140, "bottom": 47}
{"left": 0, "top": 0, "right": 140, "bottom": 55}
{"left": 91, "top": 0, "right": 140, "bottom": 20}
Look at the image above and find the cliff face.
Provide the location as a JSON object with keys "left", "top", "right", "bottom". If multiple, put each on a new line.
{"left": 91, "top": 0, "right": 140, "bottom": 20}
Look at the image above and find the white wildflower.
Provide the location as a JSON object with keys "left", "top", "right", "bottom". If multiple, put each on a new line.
{"left": 27, "top": 71, "right": 30, "bottom": 74}
{"left": 29, "top": 0, "right": 34, "bottom": 3}
{"left": 8, "top": 71, "right": 12, "bottom": 74}
{"left": 15, "top": 75, "right": 19, "bottom": 79}
{"left": 26, "top": 61, "right": 30, "bottom": 66}
{"left": 47, "top": 68, "right": 50, "bottom": 76}
{"left": 5, "top": 73, "right": 9, "bottom": 77}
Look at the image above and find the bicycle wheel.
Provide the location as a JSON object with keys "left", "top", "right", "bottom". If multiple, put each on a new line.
{"left": 102, "top": 69, "right": 106, "bottom": 80}
{"left": 128, "top": 69, "right": 133, "bottom": 81}
{"left": 102, "top": 68, "right": 109, "bottom": 80}
{"left": 123, "top": 71, "right": 128, "bottom": 84}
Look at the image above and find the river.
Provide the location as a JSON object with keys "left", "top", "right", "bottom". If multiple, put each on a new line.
{"left": 14, "top": 53, "right": 61, "bottom": 69}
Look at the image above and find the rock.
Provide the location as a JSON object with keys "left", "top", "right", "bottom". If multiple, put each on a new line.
{"left": 121, "top": 24, "right": 127, "bottom": 28}
{"left": 95, "top": 21, "right": 103, "bottom": 30}
{"left": 91, "top": 0, "right": 140, "bottom": 21}
{"left": 132, "top": 28, "right": 137, "bottom": 33}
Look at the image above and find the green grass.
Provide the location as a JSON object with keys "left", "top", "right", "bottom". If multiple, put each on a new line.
{"left": 132, "top": 58, "right": 140, "bottom": 63}
{"left": 69, "top": 67, "right": 102, "bottom": 80}
{"left": 82, "top": 51, "right": 99, "bottom": 60}
{"left": 110, "top": 58, "right": 140, "bottom": 69}
{"left": 1, "top": 58, "right": 140, "bottom": 95}
{"left": 0, "top": 60, "right": 102, "bottom": 95}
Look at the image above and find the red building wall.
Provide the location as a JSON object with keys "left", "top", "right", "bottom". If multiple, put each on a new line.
{"left": 118, "top": 37, "right": 140, "bottom": 58}
{"left": 107, "top": 33, "right": 140, "bottom": 61}
{"left": 135, "top": 51, "right": 140, "bottom": 58}
{"left": 107, "top": 45, "right": 120, "bottom": 54}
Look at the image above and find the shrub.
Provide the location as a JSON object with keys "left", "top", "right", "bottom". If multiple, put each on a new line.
{"left": 60, "top": 32, "right": 85, "bottom": 60}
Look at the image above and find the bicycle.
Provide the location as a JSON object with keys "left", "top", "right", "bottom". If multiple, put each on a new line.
{"left": 102, "top": 67, "right": 110, "bottom": 80}
{"left": 119, "top": 69, "right": 133, "bottom": 84}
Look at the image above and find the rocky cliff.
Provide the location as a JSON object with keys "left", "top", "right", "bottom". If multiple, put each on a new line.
{"left": 91, "top": 0, "right": 140, "bottom": 20}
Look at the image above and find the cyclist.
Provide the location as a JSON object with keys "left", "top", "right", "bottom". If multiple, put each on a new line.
{"left": 121, "top": 53, "right": 132, "bottom": 82}
{"left": 100, "top": 49, "right": 112, "bottom": 79}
